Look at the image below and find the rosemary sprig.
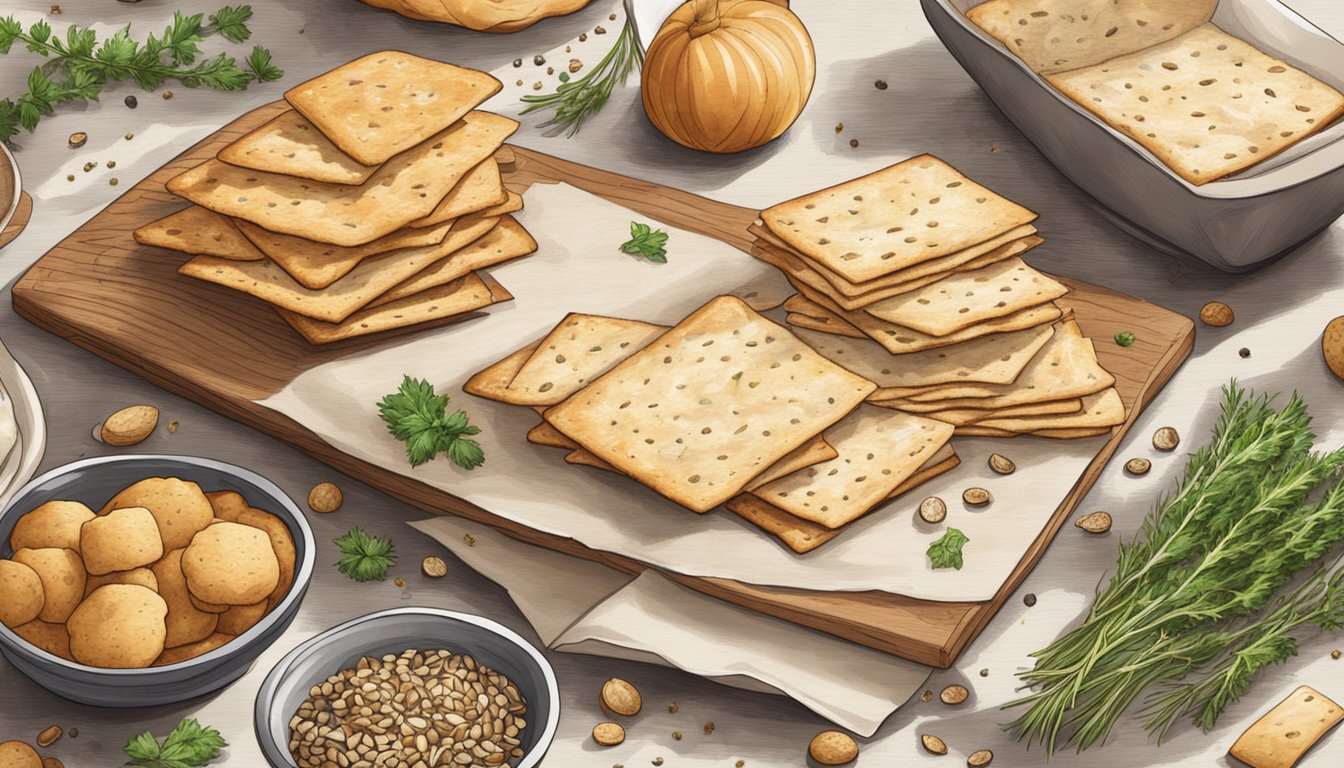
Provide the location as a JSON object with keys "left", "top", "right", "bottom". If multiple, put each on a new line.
{"left": 519, "top": 15, "right": 643, "bottom": 136}
{"left": 0, "top": 7, "right": 282, "bottom": 144}
{"left": 1004, "top": 383, "right": 1344, "bottom": 753}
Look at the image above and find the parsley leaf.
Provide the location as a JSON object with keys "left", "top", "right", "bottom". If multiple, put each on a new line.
{"left": 334, "top": 526, "right": 397, "bottom": 582}
{"left": 245, "top": 45, "right": 283, "bottom": 83}
{"left": 1114, "top": 331, "right": 1136, "bottom": 347}
{"left": 377, "top": 375, "right": 485, "bottom": 469}
{"left": 927, "top": 528, "right": 969, "bottom": 570}
{"left": 620, "top": 221, "right": 669, "bottom": 263}
{"left": 123, "top": 718, "right": 227, "bottom": 767}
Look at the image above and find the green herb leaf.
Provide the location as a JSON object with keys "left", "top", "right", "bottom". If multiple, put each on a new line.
{"left": 377, "top": 375, "right": 485, "bottom": 469}
{"left": 124, "top": 718, "right": 227, "bottom": 767}
{"left": 207, "top": 5, "right": 255, "bottom": 44}
{"left": 334, "top": 526, "right": 397, "bottom": 582}
{"left": 1114, "top": 331, "right": 1136, "bottom": 347}
{"left": 619, "top": 221, "right": 669, "bottom": 263}
{"left": 245, "top": 45, "right": 283, "bottom": 83}
{"left": 927, "top": 528, "right": 968, "bottom": 570}
{"left": 519, "top": 15, "right": 642, "bottom": 136}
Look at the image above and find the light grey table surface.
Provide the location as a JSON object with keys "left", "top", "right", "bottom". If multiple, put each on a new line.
{"left": 3, "top": 1, "right": 1344, "bottom": 766}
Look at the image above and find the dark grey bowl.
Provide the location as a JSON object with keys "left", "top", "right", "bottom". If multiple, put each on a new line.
{"left": 254, "top": 607, "right": 560, "bottom": 768}
{"left": 0, "top": 454, "right": 315, "bottom": 707}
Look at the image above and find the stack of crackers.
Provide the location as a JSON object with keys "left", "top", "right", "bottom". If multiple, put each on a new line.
{"left": 467, "top": 296, "right": 960, "bottom": 553}
{"left": 135, "top": 51, "right": 537, "bottom": 344}
{"left": 752, "top": 154, "right": 1125, "bottom": 438}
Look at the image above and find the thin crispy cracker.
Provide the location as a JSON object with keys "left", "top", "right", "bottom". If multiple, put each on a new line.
{"left": 761, "top": 155, "right": 1038, "bottom": 283}
{"left": 134, "top": 207, "right": 265, "bottom": 260}
{"left": 217, "top": 108, "right": 380, "bottom": 184}
{"left": 555, "top": 435, "right": 841, "bottom": 492}
{"left": 284, "top": 51, "right": 502, "bottom": 166}
{"left": 408, "top": 157, "right": 509, "bottom": 228}
{"left": 277, "top": 272, "right": 510, "bottom": 344}
{"left": 167, "top": 111, "right": 518, "bottom": 246}
{"left": 890, "top": 397, "right": 1083, "bottom": 426}
{"left": 545, "top": 296, "right": 876, "bottom": 513}
{"left": 370, "top": 216, "right": 536, "bottom": 306}
{"left": 956, "top": 425, "right": 1112, "bottom": 439}
{"left": 860, "top": 257, "right": 1068, "bottom": 335}
{"left": 727, "top": 445, "right": 959, "bottom": 554}
{"left": 974, "top": 387, "right": 1124, "bottom": 431}
{"left": 464, "top": 342, "right": 540, "bottom": 399}
{"left": 501, "top": 315, "right": 670, "bottom": 407}
{"left": 1046, "top": 24, "right": 1344, "bottom": 185}
{"left": 785, "top": 297, "right": 867, "bottom": 338}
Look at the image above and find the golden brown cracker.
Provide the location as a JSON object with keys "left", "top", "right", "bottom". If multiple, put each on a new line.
{"left": 9, "top": 500, "right": 94, "bottom": 552}
{"left": 103, "top": 478, "right": 215, "bottom": 551}
{"left": 151, "top": 549, "right": 221, "bottom": 649}
{"left": 133, "top": 206, "right": 266, "bottom": 260}
{"left": 181, "top": 522, "right": 280, "bottom": 606}
{"left": 0, "top": 559, "right": 44, "bottom": 628}
{"left": 68, "top": 584, "right": 168, "bottom": 668}
{"left": 12, "top": 548, "right": 85, "bottom": 623}
{"left": 79, "top": 506, "right": 164, "bottom": 576}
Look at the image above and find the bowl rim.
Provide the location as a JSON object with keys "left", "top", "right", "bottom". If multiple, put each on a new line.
{"left": 0, "top": 140, "right": 20, "bottom": 235}
{"left": 252, "top": 606, "right": 562, "bottom": 768}
{"left": 0, "top": 453, "right": 316, "bottom": 674}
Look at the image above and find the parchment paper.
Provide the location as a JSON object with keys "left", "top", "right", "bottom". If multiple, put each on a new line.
{"left": 262, "top": 183, "right": 1103, "bottom": 601}
{"left": 410, "top": 516, "right": 931, "bottom": 737}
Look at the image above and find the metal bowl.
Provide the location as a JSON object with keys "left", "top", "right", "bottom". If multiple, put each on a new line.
{"left": 924, "top": 0, "right": 1344, "bottom": 271}
{"left": 0, "top": 140, "right": 19, "bottom": 237}
{"left": 254, "top": 607, "right": 560, "bottom": 768}
{"left": 0, "top": 454, "right": 315, "bottom": 707}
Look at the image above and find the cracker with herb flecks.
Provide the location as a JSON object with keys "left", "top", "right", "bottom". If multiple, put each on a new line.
{"left": 501, "top": 314, "right": 671, "bottom": 407}
{"left": 785, "top": 294, "right": 868, "bottom": 338}
{"left": 544, "top": 296, "right": 876, "bottom": 513}
{"left": 168, "top": 111, "right": 517, "bottom": 246}
{"left": 371, "top": 216, "right": 536, "bottom": 306}
{"left": 284, "top": 51, "right": 502, "bottom": 166}
{"left": 275, "top": 272, "right": 510, "bottom": 345}
{"left": 728, "top": 444, "right": 959, "bottom": 553}
{"left": 972, "top": 387, "right": 1124, "bottom": 432}
{"left": 796, "top": 321, "right": 1053, "bottom": 389}
{"left": 749, "top": 406, "right": 953, "bottom": 529}
{"left": 966, "top": 0, "right": 1216, "bottom": 75}
{"left": 761, "top": 154, "right": 1038, "bottom": 284}
{"left": 861, "top": 257, "right": 1068, "bottom": 336}
{"left": 880, "top": 397, "right": 1083, "bottom": 426}
{"left": 1046, "top": 23, "right": 1344, "bottom": 185}
{"left": 134, "top": 207, "right": 265, "bottom": 260}
{"left": 407, "top": 157, "right": 509, "bottom": 228}
{"left": 218, "top": 108, "right": 381, "bottom": 185}
{"left": 464, "top": 342, "right": 541, "bottom": 400}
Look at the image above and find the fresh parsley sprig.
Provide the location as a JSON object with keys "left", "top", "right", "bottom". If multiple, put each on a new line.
{"left": 123, "top": 718, "right": 227, "bottom": 768}
{"left": 378, "top": 375, "right": 484, "bottom": 470}
{"left": 334, "top": 526, "right": 397, "bottom": 582}
{"left": 0, "top": 7, "right": 283, "bottom": 144}
{"left": 927, "top": 528, "right": 968, "bottom": 570}
{"left": 620, "top": 221, "right": 669, "bottom": 263}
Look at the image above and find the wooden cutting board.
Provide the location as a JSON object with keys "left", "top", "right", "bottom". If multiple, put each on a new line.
{"left": 10, "top": 101, "right": 1194, "bottom": 668}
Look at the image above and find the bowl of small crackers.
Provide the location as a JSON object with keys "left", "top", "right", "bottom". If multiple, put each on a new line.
{"left": 0, "top": 454, "right": 315, "bottom": 707}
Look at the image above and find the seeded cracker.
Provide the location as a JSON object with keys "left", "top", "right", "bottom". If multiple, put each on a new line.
{"left": 167, "top": 111, "right": 517, "bottom": 246}
{"left": 502, "top": 314, "right": 671, "bottom": 406}
{"left": 545, "top": 296, "right": 876, "bottom": 512}
{"left": 860, "top": 257, "right": 1068, "bottom": 336}
{"left": 284, "top": 51, "right": 502, "bottom": 166}
{"left": 408, "top": 156, "right": 509, "bottom": 228}
{"left": 134, "top": 207, "right": 267, "bottom": 261}
{"left": 370, "top": 217, "right": 536, "bottom": 306}
{"left": 761, "top": 154, "right": 1038, "bottom": 284}
{"left": 218, "top": 109, "right": 382, "bottom": 185}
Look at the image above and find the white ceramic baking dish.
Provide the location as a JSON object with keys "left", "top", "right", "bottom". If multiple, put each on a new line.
{"left": 923, "top": 0, "right": 1344, "bottom": 272}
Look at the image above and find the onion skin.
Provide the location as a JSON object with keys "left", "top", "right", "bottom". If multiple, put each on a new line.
{"left": 642, "top": 0, "right": 816, "bottom": 153}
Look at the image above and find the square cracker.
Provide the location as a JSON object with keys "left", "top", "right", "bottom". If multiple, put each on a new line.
{"left": 1046, "top": 24, "right": 1344, "bottom": 185}
{"left": 503, "top": 314, "right": 671, "bottom": 407}
{"left": 728, "top": 444, "right": 959, "bottom": 554}
{"left": 371, "top": 216, "right": 536, "bottom": 306}
{"left": 464, "top": 342, "right": 541, "bottom": 400}
{"left": 167, "top": 111, "right": 518, "bottom": 246}
{"left": 134, "top": 207, "right": 265, "bottom": 261}
{"left": 1229, "top": 685, "right": 1344, "bottom": 768}
{"left": 217, "top": 109, "right": 380, "bottom": 185}
{"left": 238, "top": 192, "right": 521, "bottom": 290}
{"left": 973, "top": 387, "right": 1124, "bottom": 432}
{"left": 408, "top": 156, "right": 508, "bottom": 228}
{"left": 277, "top": 272, "right": 510, "bottom": 345}
{"left": 966, "top": 0, "right": 1216, "bottom": 75}
{"left": 761, "top": 154, "right": 1038, "bottom": 283}
{"left": 955, "top": 425, "right": 1112, "bottom": 439}
{"left": 284, "top": 51, "right": 502, "bottom": 166}
{"left": 884, "top": 397, "right": 1083, "bottom": 426}
{"left": 796, "top": 322, "right": 1054, "bottom": 389}
{"left": 545, "top": 296, "right": 877, "bottom": 513}
{"left": 860, "top": 257, "right": 1068, "bottom": 336}
{"left": 749, "top": 406, "right": 954, "bottom": 529}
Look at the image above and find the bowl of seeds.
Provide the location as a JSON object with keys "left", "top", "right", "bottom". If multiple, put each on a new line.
{"left": 253, "top": 606, "right": 559, "bottom": 768}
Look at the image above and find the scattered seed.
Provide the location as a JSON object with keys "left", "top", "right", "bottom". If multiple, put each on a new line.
{"left": 569, "top": 59, "right": 584, "bottom": 73}
{"left": 668, "top": 701, "right": 679, "bottom": 713}
{"left": 988, "top": 453, "right": 1016, "bottom": 475}
{"left": 704, "top": 722, "right": 715, "bottom": 735}
{"left": 36, "top": 725, "right": 62, "bottom": 747}
{"left": 513, "top": 58, "right": 523, "bottom": 67}
{"left": 919, "top": 496, "right": 947, "bottom": 524}
{"left": 162, "top": 90, "right": 173, "bottom": 100}
{"left": 595, "top": 25, "right": 607, "bottom": 34}
{"left": 579, "top": 32, "right": 588, "bottom": 42}
{"left": 593, "top": 722, "right": 625, "bottom": 746}
{"left": 736, "top": 762, "right": 745, "bottom": 768}
{"left": 1125, "top": 457, "right": 1152, "bottom": 476}
{"left": 307, "top": 482, "right": 343, "bottom": 513}
{"left": 464, "top": 533, "right": 476, "bottom": 546}
{"left": 962, "top": 487, "right": 992, "bottom": 507}
{"left": 421, "top": 556, "right": 448, "bottom": 578}
{"left": 50, "top": 5, "right": 61, "bottom": 14}
{"left": 849, "top": 138, "right": 860, "bottom": 148}
{"left": 100, "top": 404, "right": 159, "bottom": 446}
{"left": 534, "top": 54, "right": 546, "bottom": 66}
{"left": 875, "top": 79, "right": 888, "bottom": 90}
{"left": 393, "top": 577, "right": 405, "bottom": 587}
{"left": 920, "top": 689, "right": 934, "bottom": 702}
{"left": 516, "top": 79, "right": 523, "bottom": 86}
{"left": 106, "top": 160, "right": 116, "bottom": 169}
{"left": 1239, "top": 347, "right": 1251, "bottom": 358}
{"left": 990, "top": 143, "right": 1003, "bottom": 153}
{"left": 533, "top": 81, "right": 543, "bottom": 91}
{"left": 1332, "top": 649, "right": 1341, "bottom": 660}
{"left": 610, "top": 13, "right": 617, "bottom": 19}
{"left": 979, "top": 668, "right": 990, "bottom": 677}
{"left": 67, "top": 728, "right": 77, "bottom": 738}
{"left": 835, "top": 122, "right": 844, "bottom": 133}
{"left": 652, "top": 759, "right": 664, "bottom": 766}
{"left": 967, "top": 749, "right": 995, "bottom": 767}
{"left": 940, "top": 685, "right": 969, "bottom": 705}
{"left": 810, "top": 731, "right": 860, "bottom": 765}
{"left": 1114, "top": 331, "right": 1136, "bottom": 347}
{"left": 124, "top": 132, "right": 134, "bottom": 140}
{"left": 672, "top": 731, "right": 683, "bottom": 741}
{"left": 1076, "top": 511, "right": 1113, "bottom": 534}
{"left": 124, "top": 95, "right": 137, "bottom": 109}
{"left": 1199, "top": 301, "right": 1235, "bottom": 327}
{"left": 108, "top": 178, "right": 118, "bottom": 186}
{"left": 83, "top": 162, "right": 95, "bottom": 172}
{"left": 1024, "top": 592, "right": 1037, "bottom": 607}
{"left": 1153, "top": 426, "right": 1180, "bottom": 451}
{"left": 68, "top": 132, "right": 88, "bottom": 148}
{"left": 167, "top": 420, "right": 179, "bottom": 433}
{"left": 601, "top": 678, "right": 642, "bottom": 716}
{"left": 66, "top": 174, "right": 74, "bottom": 181}
{"left": 546, "top": 66, "right": 554, "bottom": 75}
{"left": 921, "top": 734, "right": 949, "bottom": 755}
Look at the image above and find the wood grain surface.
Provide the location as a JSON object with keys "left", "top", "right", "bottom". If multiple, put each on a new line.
{"left": 10, "top": 101, "right": 1194, "bottom": 667}
{"left": 0, "top": 193, "right": 32, "bottom": 251}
